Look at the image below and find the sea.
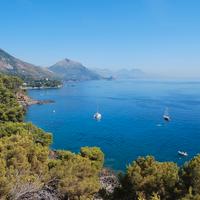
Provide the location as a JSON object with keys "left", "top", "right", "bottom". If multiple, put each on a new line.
{"left": 25, "top": 79, "right": 200, "bottom": 171}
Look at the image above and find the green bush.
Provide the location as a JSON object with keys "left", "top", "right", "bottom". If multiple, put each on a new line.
{"left": 0, "top": 74, "right": 24, "bottom": 122}
{"left": 0, "top": 122, "right": 52, "bottom": 146}
{"left": 50, "top": 154, "right": 101, "bottom": 200}
{"left": 80, "top": 146, "right": 104, "bottom": 170}
{"left": 179, "top": 155, "right": 200, "bottom": 197}
{"left": 115, "top": 156, "right": 179, "bottom": 200}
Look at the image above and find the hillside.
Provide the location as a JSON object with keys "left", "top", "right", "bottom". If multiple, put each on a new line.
{"left": 48, "top": 58, "right": 102, "bottom": 81}
{"left": 92, "top": 68, "right": 114, "bottom": 79}
{"left": 0, "top": 48, "right": 55, "bottom": 80}
{"left": 93, "top": 68, "right": 147, "bottom": 79}
{"left": 114, "top": 68, "right": 146, "bottom": 79}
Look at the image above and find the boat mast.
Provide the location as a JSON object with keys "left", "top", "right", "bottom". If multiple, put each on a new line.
{"left": 165, "top": 107, "right": 169, "bottom": 116}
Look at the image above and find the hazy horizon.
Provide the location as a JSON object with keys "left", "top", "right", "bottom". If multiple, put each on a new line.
{"left": 1, "top": 0, "right": 200, "bottom": 78}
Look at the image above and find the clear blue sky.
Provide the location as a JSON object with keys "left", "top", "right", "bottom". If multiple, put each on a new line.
{"left": 0, "top": 0, "right": 200, "bottom": 77}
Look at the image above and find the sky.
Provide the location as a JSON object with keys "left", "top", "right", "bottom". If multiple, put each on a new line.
{"left": 0, "top": 0, "right": 200, "bottom": 78}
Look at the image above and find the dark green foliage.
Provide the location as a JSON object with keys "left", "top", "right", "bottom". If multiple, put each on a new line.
{"left": 56, "top": 150, "right": 75, "bottom": 160}
{"left": 0, "top": 132, "right": 50, "bottom": 199}
{"left": 0, "top": 122, "right": 103, "bottom": 199}
{"left": 23, "top": 78, "right": 62, "bottom": 88}
{"left": 181, "top": 193, "right": 200, "bottom": 200}
{"left": 0, "top": 122, "right": 52, "bottom": 146}
{"left": 114, "top": 156, "right": 179, "bottom": 200}
{"left": 49, "top": 148, "right": 104, "bottom": 199}
{"left": 0, "top": 74, "right": 23, "bottom": 92}
{"left": 179, "top": 155, "right": 200, "bottom": 197}
{"left": 0, "top": 104, "right": 24, "bottom": 122}
{"left": 113, "top": 155, "right": 200, "bottom": 200}
{"left": 80, "top": 146, "right": 104, "bottom": 170}
{"left": 0, "top": 74, "right": 24, "bottom": 122}
{"left": 50, "top": 155, "right": 101, "bottom": 200}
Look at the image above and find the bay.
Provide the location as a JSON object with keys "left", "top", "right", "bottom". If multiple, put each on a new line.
{"left": 25, "top": 80, "right": 200, "bottom": 170}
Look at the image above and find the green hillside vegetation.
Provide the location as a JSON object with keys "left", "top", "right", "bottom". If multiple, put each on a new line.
{"left": 1, "top": 73, "right": 200, "bottom": 200}
{"left": 0, "top": 74, "right": 24, "bottom": 122}
{"left": 0, "top": 74, "right": 104, "bottom": 200}
{"left": 23, "top": 78, "right": 62, "bottom": 88}
{"left": 112, "top": 155, "right": 200, "bottom": 200}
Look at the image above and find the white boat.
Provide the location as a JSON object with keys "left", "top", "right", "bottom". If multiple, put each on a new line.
{"left": 178, "top": 151, "right": 188, "bottom": 157}
{"left": 94, "top": 112, "right": 102, "bottom": 120}
{"left": 94, "top": 104, "right": 102, "bottom": 120}
{"left": 163, "top": 107, "right": 171, "bottom": 121}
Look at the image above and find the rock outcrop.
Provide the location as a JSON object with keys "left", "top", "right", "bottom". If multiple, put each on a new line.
{"left": 16, "top": 92, "right": 54, "bottom": 107}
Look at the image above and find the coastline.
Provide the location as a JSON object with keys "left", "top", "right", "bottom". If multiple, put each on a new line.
{"left": 21, "top": 84, "right": 63, "bottom": 90}
{"left": 17, "top": 84, "right": 62, "bottom": 107}
{"left": 17, "top": 91, "right": 54, "bottom": 107}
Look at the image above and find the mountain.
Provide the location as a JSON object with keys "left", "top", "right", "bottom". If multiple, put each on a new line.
{"left": 93, "top": 68, "right": 146, "bottom": 79}
{"left": 0, "top": 48, "right": 55, "bottom": 80}
{"left": 114, "top": 68, "right": 146, "bottom": 79}
{"left": 48, "top": 58, "right": 101, "bottom": 81}
{"left": 92, "top": 68, "right": 114, "bottom": 79}
{"left": 0, "top": 48, "right": 147, "bottom": 83}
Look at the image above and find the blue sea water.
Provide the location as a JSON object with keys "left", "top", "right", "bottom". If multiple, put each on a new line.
{"left": 25, "top": 80, "right": 200, "bottom": 171}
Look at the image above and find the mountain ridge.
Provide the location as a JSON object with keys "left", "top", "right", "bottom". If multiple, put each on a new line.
{"left": 92, "top": 68, "right": 147, "bottom": 79}
{"left": 0, "top": 48, "right": 148, "bottom": 82}
{"left": 48, "top": 58, "right": 102, "bottom": 81}
{"left": 0, "top": 48, "right": 55, "bottom": 80}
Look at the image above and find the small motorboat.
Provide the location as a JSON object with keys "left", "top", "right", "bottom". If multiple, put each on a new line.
{"left": 178, "top": 151, "right": 188, "bottom": 157}
{"left": 94, "top": 112, "right": 102, "bottom": 120}
{"left": 163, "top": 107, "right": 171, "bottom": 121}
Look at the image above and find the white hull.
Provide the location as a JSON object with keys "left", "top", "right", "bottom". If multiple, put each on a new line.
{"left": 163, "top": 115, "right": 170, "bottom": 121}
{"left": 178, "top": 151, "right": 188, "bottom": 156}
{"left": 94, "top": 112, "right": 102, "bottom": 120}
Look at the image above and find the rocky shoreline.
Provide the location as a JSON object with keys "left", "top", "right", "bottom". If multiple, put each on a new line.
{"left": 16, "top": 92, "right": 54, "bottom": 107}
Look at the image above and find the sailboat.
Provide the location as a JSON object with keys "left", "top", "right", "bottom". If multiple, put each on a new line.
{"left": 93, "top": 105, "right": 102, "bottom": 120}
{"left": 94, "top": 112, "right": 102, "bottom": 120}
{"left": 163, "top": 107, "right": 171, "bottom": 121}
{"left": 178, "top": 151, "right": 188, "bottom": 157}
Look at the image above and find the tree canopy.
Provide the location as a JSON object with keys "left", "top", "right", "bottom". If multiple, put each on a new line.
{"left": 0, "top": 74, "right": 24, "bottom": 122}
